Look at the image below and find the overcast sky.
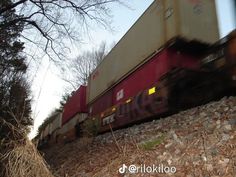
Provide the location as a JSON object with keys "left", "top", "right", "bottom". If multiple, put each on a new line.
{"left": 28, "top": 0, "right": 236, "bottom": 139}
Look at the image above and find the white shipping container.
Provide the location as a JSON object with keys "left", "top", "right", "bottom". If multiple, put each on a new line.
{"left": 87, "top": 0, "right": 219, "bottom": 103}
{"left": 59, "top": 113, "right": 87, "bottom": 135}
{"left": 51, "top": 113, "right": 62, "bottom": 133}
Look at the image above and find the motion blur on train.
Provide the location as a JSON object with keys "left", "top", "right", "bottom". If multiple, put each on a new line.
{"left": 37, "top": 0, "right": 236, "bottom": 148}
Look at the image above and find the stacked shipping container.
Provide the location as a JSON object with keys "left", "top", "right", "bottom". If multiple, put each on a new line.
{"left": 39, "top": 113, "right": 62, "bottom": 145}
{"left": 87, "top": 0, "right": 219, "bottom": 105}
{"left": 38, "top": 0, "right": 226, "bottom": 145}
{"left": 90, "top": 47, "right": 201, "bottom": 119}
{"left": 62, "top": 86, "right": 87, "bottom": 125}
{"left": 39, "top": 86, "right": 88, "bottom": 145}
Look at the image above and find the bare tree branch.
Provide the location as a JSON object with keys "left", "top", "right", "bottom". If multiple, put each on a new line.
{"left": 0, "top": 0, "right": 27, "bottom": 14}
{"left": 61, "top": 42, "right": 108, "bottom": 92}
{"left": 0, "top": 0, "right": 124, "bottom": 61}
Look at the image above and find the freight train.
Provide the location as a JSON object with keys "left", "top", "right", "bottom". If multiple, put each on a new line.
{"left": 37, "top": 0, "right": 236, "bottom": 147}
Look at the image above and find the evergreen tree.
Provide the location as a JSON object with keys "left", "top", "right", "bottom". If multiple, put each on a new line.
{"left": 0, "top": 0, "right": 32, "bottom": 148}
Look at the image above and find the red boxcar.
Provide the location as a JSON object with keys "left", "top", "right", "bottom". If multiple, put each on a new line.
{"left": 112, "top": 48, "right": 200, "bottom": 105}
{"left": 62, "top": 86, "right": 87, "bottom": 125}
{"left": 89, "top": 47, "right": 200, "bottom": 119}
{"left": 90, "top": 89, "right": 113, "bottom": 116}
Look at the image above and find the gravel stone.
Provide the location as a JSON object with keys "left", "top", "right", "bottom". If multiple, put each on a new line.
{"left": 43, "top": 97, "right": 236, "bottom": 177}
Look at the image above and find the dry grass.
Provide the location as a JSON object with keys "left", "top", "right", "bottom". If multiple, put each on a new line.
{"left": 1, "top": 139, "right": 54, "bottom": 177}
{"left": 0, "top": 115, "right": 54, "bottom": 177}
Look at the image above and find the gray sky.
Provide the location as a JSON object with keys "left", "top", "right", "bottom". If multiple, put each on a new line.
{"left": 216, "top": 0, "right": 235, "bottom": 36}
{"left": 28, "top": 0, "right": 235, "bottom": 139}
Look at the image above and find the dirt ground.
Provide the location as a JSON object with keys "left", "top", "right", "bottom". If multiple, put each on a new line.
{"left": 43, "top": 97, "right": 236, "bottom": 177}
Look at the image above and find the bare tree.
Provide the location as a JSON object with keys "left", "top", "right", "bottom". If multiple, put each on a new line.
{"left": 0, "top": 0, "right": 124, "bottom": 61}
{"left": 61, "top": 42, "right": 107, "bottom": 91}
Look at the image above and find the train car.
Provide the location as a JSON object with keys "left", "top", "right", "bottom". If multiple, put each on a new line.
{"left": 85, "top": 0, "right": 222, "bottom": 133}
{"left": 83, "top": 0, "right": 236, "bottom": 135}
{"left": 88, "top": 30, "right": 236, "bottom": 133}
{"left": 226, "top": 30, "right": 236, "bottom": 87}
{"left": 87, "top": 0, "right": 219, "bottom": 104}
{"left": 59, "top": 86, "right": 88, "bottom": 142}
{"left": 38, "top": 124, "right": 50, "bottom": 148}
{"left": 89, "top": 38, "right": 203, "bottom": 132}
{"left": 37, "top": 112, "right": 62, "bottom": 147}
{"left": 48, "top": 112, "right": 62, "bottom": 145}
{"left": 36, "top": 30, "right": 235, "bottom": 145}
{"left": 36, "top": 0, "right": 235, "bottom": 145}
